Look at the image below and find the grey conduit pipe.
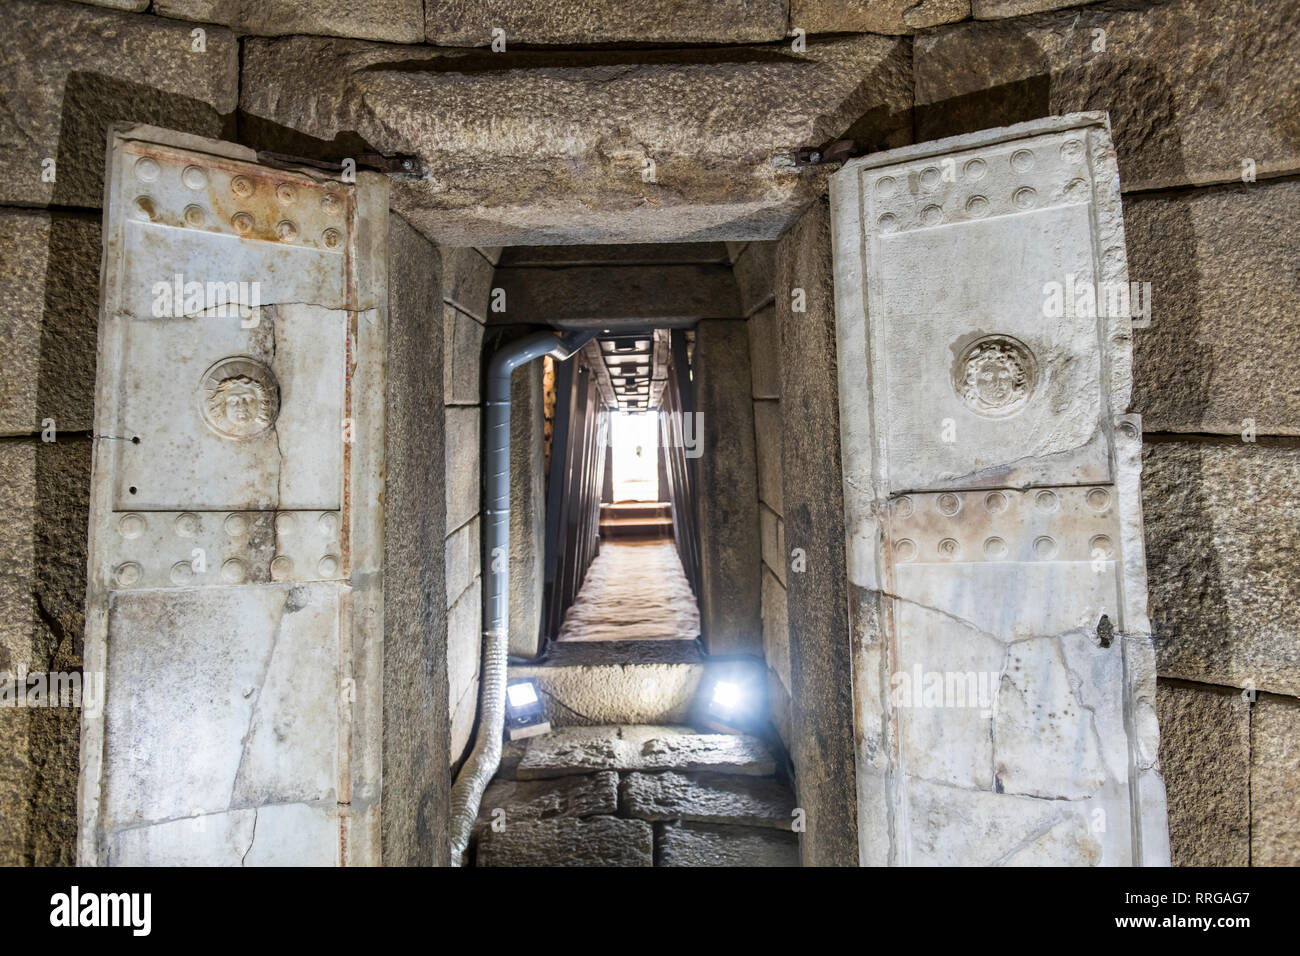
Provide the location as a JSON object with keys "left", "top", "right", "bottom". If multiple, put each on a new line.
{"left": 448, "top": 328, "right": 596, "bottom": 865}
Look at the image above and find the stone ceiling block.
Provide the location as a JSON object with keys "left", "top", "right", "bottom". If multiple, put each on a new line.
{"left": 0, "top": 0, "right": 238, "bottom": 208}
{"left": 240, "top": 34, "right": 912, "bottom": 245}
{"left": 972, "top": 0, "right": 1099, "bottom": 18}
{"left": 155, "top": 0, "right": 424, "bottom": 44}
{"left": 793, "top": 0, "right": 969, "bottom": 35}
{"left": 426, "top": 0, "right": 789, "bottom": 47}
{"left": 492, "top": 264, "right": 740, "bottom": 328}
{"left": 915, "top": 0, "right": 1300, "bottom": 191}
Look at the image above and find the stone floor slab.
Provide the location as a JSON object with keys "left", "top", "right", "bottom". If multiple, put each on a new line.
{"left": 516, "top": 726, "right": 775, "bottom": 779}
{"left": 657, "top": 821, "right": 799, "bottom": 867}
{"left": 477, "top": 816, "right": 652, "bottom": 867}
{"left": 622, "top": 771, "right": 795, "bottom": 829}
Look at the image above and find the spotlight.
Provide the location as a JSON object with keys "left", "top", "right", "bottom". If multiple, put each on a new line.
{"left": 698, "top": 668, "right": 764, "bottom": 734}
{"left": 504, "top": 680, "right": 550, "bottom": 741}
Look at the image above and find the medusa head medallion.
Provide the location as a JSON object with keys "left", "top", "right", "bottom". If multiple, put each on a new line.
{"left": 955, "top": 335, "right": 1037, "bottom": 418}
{"left": 199, "top": 357, "right": 280, "bottom": 440}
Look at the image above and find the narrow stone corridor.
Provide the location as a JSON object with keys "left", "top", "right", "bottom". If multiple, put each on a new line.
{"left": 556, "top": 539, "right": 700, "bottom": 643}
{"left": 472, "top": 726, "right": 799, "bottom": 866}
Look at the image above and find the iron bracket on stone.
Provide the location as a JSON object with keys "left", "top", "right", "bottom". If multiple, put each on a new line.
{"left": 255, "top": 150, "right": 428, "bottom": 181}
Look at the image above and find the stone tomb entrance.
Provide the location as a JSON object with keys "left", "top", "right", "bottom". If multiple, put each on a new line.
{"left": 80, "top": 114, "right": 1168, "bottom": 865}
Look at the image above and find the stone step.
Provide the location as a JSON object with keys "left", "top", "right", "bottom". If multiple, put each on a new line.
{"left": 658, "top": 821, "right": 800, "bottom": 867}
{"left": 621, "top": 770, "right": 796, "bottom": 830}
{"left": 508, "top": 645, "right": 763, "bottom": 728}
{"left": 477, "top": 816, "right": 653, "bottom": 867}
{"left": 601, "top": 501, "right": 671, "bottom": 520}
{"left": 474, "top": 771, "right": 619, "bottom": 838}
{"left": 515, "top": 725, "right": 776, "bottom": 779}
{"left": 599, "top": 515, "right": 673, "bottom": 538}
{"left": 508, "top": 643, "right": 702, "bottom": 727}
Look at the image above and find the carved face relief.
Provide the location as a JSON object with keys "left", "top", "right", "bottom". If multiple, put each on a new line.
{"left": 199, "top": 357, "right": 279, "bottom": 439}
{"left": 956, "top": 336, "right": 1036, "bottom": 418}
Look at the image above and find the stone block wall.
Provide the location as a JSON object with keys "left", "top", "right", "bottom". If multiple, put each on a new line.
{"left": 441, "top": 247, "right": 495, "bottom": 765}
{"left": 727, "top": 242, "right": 792, "bottom": 750}
{"left": 383, "top": 214, "right": 450, "bottom": 865}
{"left": 693, "top": 319, "right": 762, "bottom": 658}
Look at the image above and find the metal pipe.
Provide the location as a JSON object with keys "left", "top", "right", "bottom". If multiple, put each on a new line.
{"left": 448, "top": 328, "right": 595, "bottom": 865}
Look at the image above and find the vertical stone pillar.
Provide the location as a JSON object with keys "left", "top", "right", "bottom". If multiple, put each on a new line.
{"left": 509, "top": 351, "right": 546, "bottom": 659}
{"left": 693, "top": 319, "right": 761, "bottom": 657}
{"left": 382, "top": 214, "right": 449, "bottom": 865}
{"left": 775, "top": 200, "right": 860, "bottom": 866}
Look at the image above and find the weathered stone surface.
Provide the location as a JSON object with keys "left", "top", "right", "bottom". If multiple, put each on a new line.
{"left": 427, "top": 0, "right": 788, "bottom": 46}
{"left": 776, "top": 197, "right": 858, "bottom": 866}
{"left": 477, "top": 815, "right": 652, "bottom": 867}
{"left": 915, "top": 0, "right": 1300, "bottom": 191}
{"left": 747, "top": 305, "right": 781, "bottom": 400}
{"left": 1144, "top": 442, "right": 1300, "bottom": 696}
{"left": 450, "top": 676, "right": 479, "bottom": 767}
{"left": 508, "top": 660, "right": 703, "bottom": 727}
{"left": 496, "top": 739, "right": 529, "bottom": 779}
{"left": 1252, "top": 693, "right": 1300, "bottom": 866}
{"left": 732, "top": 242, "right": 776, "bottom": 318}
{"left": 0, "top": 211, "right": 100, "bottom": 436}
{"left": 441, "top": 246, "right": 496, "bottom": 323}
{"left": 445, "top": 516, "right": 480, "bottom": 608}
{"left": 760, "top": 504, "right": 785, "bottom": 581}
{"left": 445, "top": 405, "right": 481, "bottom": 532}
{"left": 658, "top": 821, "right": 799, "bottom": 866}
{"left": 516, "top": 726, "right": 776, "bottom": 779}
{"left": 447, "top": 577, "right": 482, "bottom": 742}
{"left": 69, "top": 0, "right": 149, "bottom": 9}
{"left": 695, "top": 319, "right": 762, "bottom": 656}
{"left": 0, "top": 439, "right": 91, "bottom": 675}
{"left": 753, "top": 399, "right": 783, "bottom": 514}
{"left": 973, "top": 0, "right": 1099, "bottom": 17}
{"left": 101, "top": 586, "right": 342, "bottom": 834}
{"left": 794, "top": 0, "right": 968, "bottom": 34}
{"left": 0, "top": 0, "right": 238, "bottom": 208}
{"left": 501, "top": 243, "right": 728, "bottom": 267}
{"left": 767, "top": 668, "right": 793, "bottom": 751}
{"left": 0, "top": 703, "right": 82, "bottom": 866}
{"left": 493, "top": 265, "right": 740, "bottom": 329}
{"left": 1155, "top": 680, "right": 1249, "bottom": 867}
{"left": 240, "top": 33, "right": 911, "bottom": 245}
{"left": 1128, "top": 181, "right": 1300, "bottom": 435}
{"left": 509, "top": 356, "right": 545, "bottom": 658}
{"left": 623, "top": 771, "right": 796, "bottom": 829}
{"left": 444, "top": 305, "right": 484, "bottom": 406}
{"left": 155, "top": 0, "right": 424, "bottom": 44}
{"left": 382, "top": 214, "right": 449, "bottom": 865}
{"left": 761, "top": 569, "right": 791, "bottom": 694}
{"left": 476, "top": 771, "right": 618, "bottom": 833}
